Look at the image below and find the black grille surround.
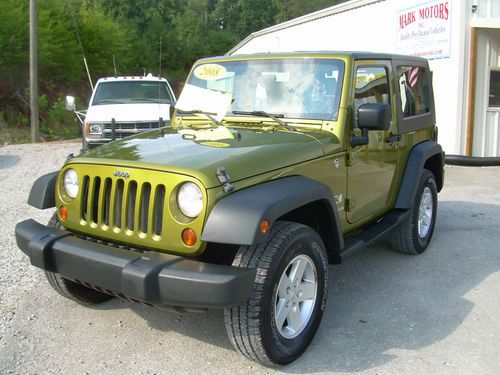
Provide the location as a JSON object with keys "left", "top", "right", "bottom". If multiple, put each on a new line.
{"left": 58, "top": 164, "right": 207, "bottom": 255}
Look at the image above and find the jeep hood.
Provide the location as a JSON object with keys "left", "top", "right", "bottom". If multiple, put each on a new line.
{"left": 85, "top": 103, "right": 171, "bottom": 122}
{"left": 75, "top": 125, "right": 340, "bottom": 188}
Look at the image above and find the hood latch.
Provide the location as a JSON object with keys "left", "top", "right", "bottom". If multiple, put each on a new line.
{"left": 216, "top": 167, "right": 234, "bottom": 193}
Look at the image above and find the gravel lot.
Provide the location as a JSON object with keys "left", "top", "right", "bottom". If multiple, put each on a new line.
{"left": 0, "top": 141, "right": 499, "bottom": 374}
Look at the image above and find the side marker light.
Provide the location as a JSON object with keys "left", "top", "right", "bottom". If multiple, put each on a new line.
{"left": 59, "top": 206, "right": 68, "bottom": 221}
{"left": 259, "top": 219, "right": 270, "bottom": 234}
{"left": 182, "top": 228, "right": 197, "bottom": 246}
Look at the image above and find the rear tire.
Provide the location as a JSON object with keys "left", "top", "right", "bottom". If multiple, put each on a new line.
{"left": 224, "top": 221, "right": 328, "bottom": 366}
{"left": 44, "top": 213, "right": 113, "bottom": 305}
{"left": 390, "top": 169, "right": 438, "bottom": 254}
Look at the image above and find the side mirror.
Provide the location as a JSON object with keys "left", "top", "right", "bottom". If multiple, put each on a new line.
{"left": 358, "top": 103, "right": 391, "bottom": 131}
{"left": 65, "top": 95, "right": 76, "bottom": 112}
{"left": 351, "top": 103, "right": 391, "bottom": 147}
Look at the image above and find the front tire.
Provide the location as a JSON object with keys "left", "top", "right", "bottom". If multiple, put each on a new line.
{"left": 390, "top": 169, "right": 438, "bottom": 254}
{"left": 224, "top": 221, "right": 329, "bottom": 366}
{"left": 44, "top": 213, "right": 113, "bottom": 305}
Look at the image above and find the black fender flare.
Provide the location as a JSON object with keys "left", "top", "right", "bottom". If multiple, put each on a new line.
{"left": 201, "top": 176, "right": 343, "bottom": 249}
{"left": 28, "top": 171, "right": 58, "bottom": 209}
{"left": 395, "top": 141, "right": 444, "bottom": 209}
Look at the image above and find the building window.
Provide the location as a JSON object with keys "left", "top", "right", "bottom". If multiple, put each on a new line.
{"left": 398, "top": 66, "right": 431, "bottom": 117}
{"left": 489, "top": 70, "right": 500, "bottom": 108}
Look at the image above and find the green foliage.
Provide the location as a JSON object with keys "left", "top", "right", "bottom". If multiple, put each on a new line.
{"left": 38, "top": 0, "right": 82, "bottom": 86}
{"left": 236, "top": 0, "right": 278, "bottom": 38}
{"left": 79, "top": 8, "right": 137, "bottom": 77}
{"left": 43, "top": 98, "right": 80, "bottom": 140}
{"left": 0, "top": 0, "right": 28, "bottom": 80}
{"left": 0, "top": 0, "right": 348, "bottom": 143}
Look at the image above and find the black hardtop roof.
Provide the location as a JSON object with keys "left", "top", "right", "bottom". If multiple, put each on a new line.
{"left": 197, "top": 51, "right": 429, "bottom": 64}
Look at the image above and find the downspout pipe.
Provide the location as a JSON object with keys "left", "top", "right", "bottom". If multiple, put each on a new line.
{"left": 445, "top": 155, "right": 500, "bottom": 167}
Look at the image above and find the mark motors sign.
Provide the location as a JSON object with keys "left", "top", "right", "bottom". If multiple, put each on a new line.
{"left": 396, "top": 0, "right": 452, "bottom": 59}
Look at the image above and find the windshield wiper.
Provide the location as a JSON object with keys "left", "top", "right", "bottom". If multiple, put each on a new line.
{"left": 131, "top": 98, "right": 161, "bottom": 103}
{"left": 232, "top": 110, "right": 295, "bottom": 132}
{"left": 95, "top": 99, "right": 125, "bottom": 105}
{"left": 177, "top": 109, "right": 222, "bottom": 126}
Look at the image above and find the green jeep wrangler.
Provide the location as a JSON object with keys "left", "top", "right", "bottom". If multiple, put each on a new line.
{"left": 16, "top": 52, "right": 444, "bottom": 366}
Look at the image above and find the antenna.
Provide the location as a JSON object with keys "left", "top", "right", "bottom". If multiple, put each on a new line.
{"left": 83, "top": 57, "right": 93, "bottom": 91}
{"left": 69, "top": 2, "right": 93, "bottom": 90}
{"left": 113, "top": 54, "right": 117, "bottom": 77}
{"left": 158, "top": 37, "right": 162, "bottom": 78}
{"left": 158, "top": 37, "right": 162, "bottom": 106}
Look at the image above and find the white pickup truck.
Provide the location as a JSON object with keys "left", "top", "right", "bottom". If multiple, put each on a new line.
{"left": 66, "top": 74, "right": 176, "bottom": 150}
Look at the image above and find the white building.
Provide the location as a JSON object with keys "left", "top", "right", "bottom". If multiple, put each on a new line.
{"left": 228, "top": 0, "right": 500, "bottom": 157}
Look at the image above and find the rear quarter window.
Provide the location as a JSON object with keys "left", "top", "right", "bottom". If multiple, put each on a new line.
{"left": 394, "top": 61, "right": 435, "bottom": 133}
{"left": 398, "top": 66, "right": 431, "bottom": 117}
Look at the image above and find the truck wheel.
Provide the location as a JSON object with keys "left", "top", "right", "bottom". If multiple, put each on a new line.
{"left": 390, "top": 169, "right": 438, "bottom": 254}
{"left": 44, "top": 213, "right": 113, "bottom": 304}
{"left": 224, "top": 221, "right": 328, "bottom": 366}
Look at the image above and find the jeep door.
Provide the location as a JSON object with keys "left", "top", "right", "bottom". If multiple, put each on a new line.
{"left": 346, "top": 60, "right": 399, "bottom": 224}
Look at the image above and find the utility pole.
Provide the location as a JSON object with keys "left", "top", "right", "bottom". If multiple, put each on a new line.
{"left": 30, "top": 0, "right": 39, "bottom": 143}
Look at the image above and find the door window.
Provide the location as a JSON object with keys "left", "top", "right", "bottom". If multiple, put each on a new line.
{"left": 354, "top": 66, "right": 390, "bottom": 112}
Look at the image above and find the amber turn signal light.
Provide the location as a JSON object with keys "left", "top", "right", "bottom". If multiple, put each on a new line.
{"left": 259, "top": 219, "right": 270, "bottom": 234}
{"left": 182, "top": 228, "right": 197, "bottom": 247}
{"left": 59, "top": 206, "right": 68, "bottom": 221}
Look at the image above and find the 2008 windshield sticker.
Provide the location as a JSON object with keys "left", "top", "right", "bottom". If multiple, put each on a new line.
{"left": 194, "top": 64, "right": 227, "bottom": 80}
{"left": 200, "top": 141, "right": 230, "bottom": 148}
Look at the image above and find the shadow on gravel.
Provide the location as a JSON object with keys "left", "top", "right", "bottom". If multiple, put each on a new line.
{"left": 0, "top": 155, "right": 20, "bottom": 169}
{"left": 80, "top": 201, "right": 500, "bottom": 373}
{"left": 132, "top": 305, "right": 233, "bottom": 350}
{"left": 87, "top": 298, "right": 234, "bottom": 350}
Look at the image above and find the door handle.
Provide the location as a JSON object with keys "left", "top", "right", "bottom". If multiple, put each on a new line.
{"left": 385, "top": 133, "right": 401, "bottom": 143}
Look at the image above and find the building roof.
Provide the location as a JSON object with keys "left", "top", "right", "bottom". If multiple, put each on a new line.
{"left": 227, "top": 0, "right": 383, "bottom": 55}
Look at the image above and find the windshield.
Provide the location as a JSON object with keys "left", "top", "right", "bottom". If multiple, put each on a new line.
{"left": 186, "top": 58, "right": 344, "bottom": 121}
{"left": 92, "top": 81, "right": 174, "bottom": 105}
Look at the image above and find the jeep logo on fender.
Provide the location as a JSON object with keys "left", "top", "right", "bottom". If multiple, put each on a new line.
{"left": 113, "top": 170, "right": 130, "bottom": 179}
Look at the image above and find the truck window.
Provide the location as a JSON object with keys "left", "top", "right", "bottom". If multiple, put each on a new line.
{"left": 398, "top": 66, "right": 431, "bottom": 117}
{"left": 92, "top": 81, "right": 174, "bottom": 105}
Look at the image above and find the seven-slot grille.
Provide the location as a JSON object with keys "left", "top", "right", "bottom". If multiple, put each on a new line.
{"left": 102, "top": 121, "right": 159, "bottom": 139}
{"left": 80, "top": 175, "right": 166, "bottom": 237}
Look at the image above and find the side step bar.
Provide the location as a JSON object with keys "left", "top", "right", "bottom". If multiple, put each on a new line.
{"left": 338, "top": 210, "right": 410, "bottom": 262}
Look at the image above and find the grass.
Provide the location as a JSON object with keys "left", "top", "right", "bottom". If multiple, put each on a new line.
{"left": 0, "top": 126, "right": 33, "bottom": 145}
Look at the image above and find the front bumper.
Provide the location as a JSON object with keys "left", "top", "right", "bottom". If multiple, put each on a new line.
{"left": 15, "top": 219, "right": 255, "bottom": 309}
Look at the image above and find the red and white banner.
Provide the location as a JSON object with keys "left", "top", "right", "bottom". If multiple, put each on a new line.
{"left": 396, "top": 0, "right": 452, "bottom": 60}
{"left": 408, "top": 66, "right": 420, "bottom": 87}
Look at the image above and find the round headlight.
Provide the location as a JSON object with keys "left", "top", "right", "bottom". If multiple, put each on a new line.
{"left": 89, "top": 124, "right": 102, "bottom": 134}
{"left": 177, "top": 182, "right": 203, "bottom": 218}
{"left": 63, "top": 169, "right": 79, "bottom": 199}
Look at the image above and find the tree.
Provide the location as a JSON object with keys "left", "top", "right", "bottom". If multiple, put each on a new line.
{"left": 274, "top": 0, "right": 347, "bottom": 23}
{"left": 0, "top": 0, "right": 351, "bottom": 141}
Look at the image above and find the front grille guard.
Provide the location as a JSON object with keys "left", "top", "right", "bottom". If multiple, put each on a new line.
{"left": 102, "top": 121, "right": 161, "bottom": 140}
